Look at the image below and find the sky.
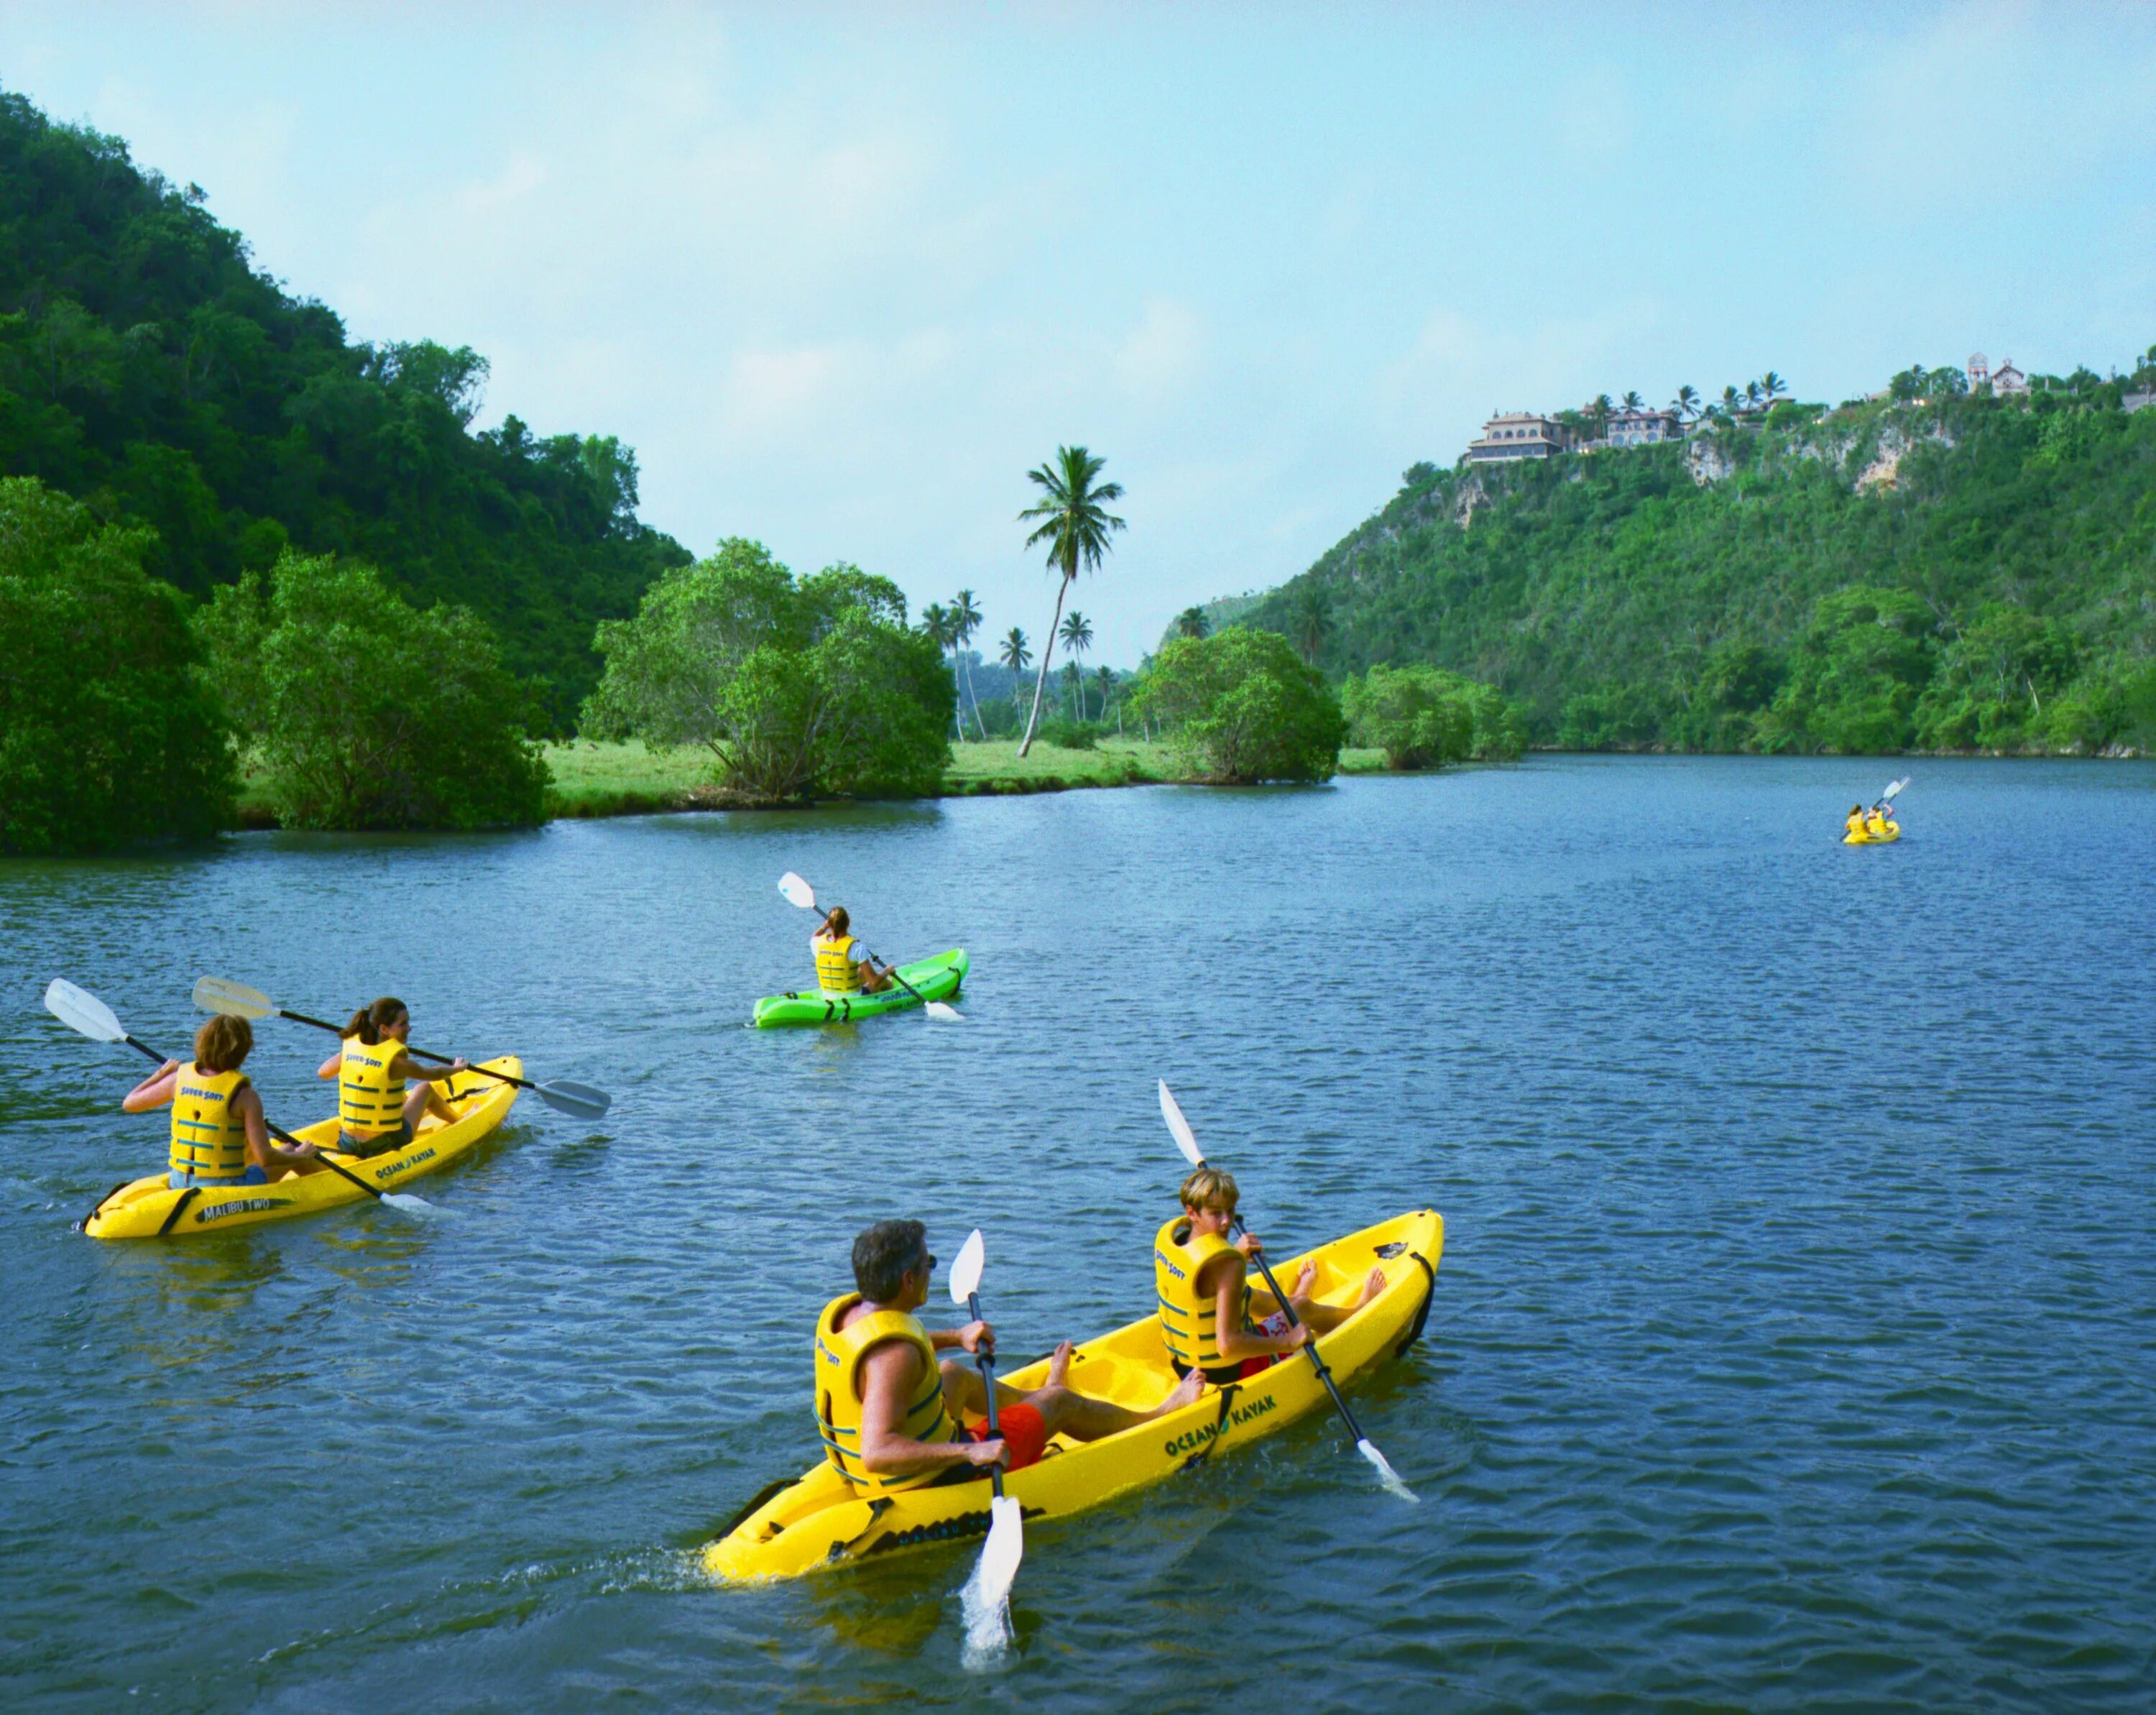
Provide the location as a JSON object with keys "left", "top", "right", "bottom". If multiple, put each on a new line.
{"left": 4, "top": 1, "right": 2155, "bottom": 664}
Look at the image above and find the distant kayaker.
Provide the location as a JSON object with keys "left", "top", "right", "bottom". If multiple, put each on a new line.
{"left": 1847, "top": 804, "right": 1868, "bottom": 837}
{"left": 817, "top": 1218, "right": 1204, "bottom": 1494}
{"left": 123, "top": 1013, "right": 321, "bottom": 1188}
{"left": 1156, "top": 1168, "right": 1387, "bottom": 1384}
{"left": 316, "top": 997, "right": 468, "bottom": 1155}
{"left": 814, "top": 907, "right": 894, "bottom": 997}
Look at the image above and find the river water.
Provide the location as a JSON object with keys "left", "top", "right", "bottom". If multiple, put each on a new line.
{"left": 2, "top": 756, "right": 2152, "bottom": 1711}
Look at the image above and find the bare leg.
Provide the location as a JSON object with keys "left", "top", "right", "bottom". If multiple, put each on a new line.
{"left": 941, "top": 1346, "right": 1204, "bottom": 1440}
{"left": 1292, "top": 1266, "right": 1388, "bottom": 1334}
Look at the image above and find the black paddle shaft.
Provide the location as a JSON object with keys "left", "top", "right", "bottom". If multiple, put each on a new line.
{"left": 114, "top": 1034, "right": 384, "bottom": 1202}
{"left": 964, "top": 1289, "right": 1008, "bottom": 1496}
{"left": 274, "top": 1006, "right": 537, "bottom": 1093}
{"left": 1228, "top": 1210, "right": 1376, "bottom": 1449}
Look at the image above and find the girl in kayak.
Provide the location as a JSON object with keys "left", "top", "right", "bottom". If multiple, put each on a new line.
{"left": 814, "top": 907, "right": 893, "bottom": 997}
{"left": 1846, "top": 804, "right": 1868, "bottom": 838}
{"left": 123, "top": 1013, "right": 321, "bottom": 1188}
{"left": 1155, "top": 1169, "right": 1387, "bottom": 1384}
{"left": 316, "top": 997, "right": 468, "bottom": 1155}
{"left": 818, "top": 1219, "right": 1204, "bottom": 1493}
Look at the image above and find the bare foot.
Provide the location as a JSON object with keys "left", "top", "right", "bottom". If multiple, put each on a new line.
{"left": 1293, "top": 1261, "right": 1318, "bottom": 1297}
{"left": 1044, "top": 1340, "right": 1076, "bottom": 1388}
{"left": 1158, "top": 1366, "right": 1206, "bottom": 1413}
{"left": 1356, "top": 1266, "right": 1388, "bottom": 1308}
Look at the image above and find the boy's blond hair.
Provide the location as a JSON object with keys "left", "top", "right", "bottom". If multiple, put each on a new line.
{"left": 1179, "top": 1167, "right": 1239, "bottom": 1215}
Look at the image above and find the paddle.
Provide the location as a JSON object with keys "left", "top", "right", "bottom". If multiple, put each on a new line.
{"left": 775, "top": 872, "right": 963, "bottom": 1021}
{"left": 1157, "top": 1080, "right": 1417, "bottom": 1504}
{"left": 190, "top": 977, "right": 611, "bottom": 1119}
{"left": 949, "top": 1227, "right": 1021, "bottom": 1661}
{"left": 42, "top": 979, "right": 436, "bottom": 1215}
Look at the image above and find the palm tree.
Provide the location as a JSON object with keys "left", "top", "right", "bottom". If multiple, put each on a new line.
{"left": 1174, "top": 604, "right": 1211, "bottom": 639}
{"left": 1759, "top": 370, "right": 1787, "bottom": 405}
{"left": 1015, "top": 445, "right": 1125, "bottom": 756}
{"left": 1719, "top": 385, "right": 1741, "bottom": 418}
{"left": 1620, "top": 389, "right": 1645, "bottom": 413}
{"left": 998, "top": 627, "right": 1031, "bottom": 714}
{"left": 1674, "top": 384, "right": 1701, "bottom": 420}
{"left": 1060, "top": 659, "right": 1083, "bottom": 722}
{"left": 1586, "top": 393, "right": 1614, "bottom": 441}
{"left": 920, "top": 602, "right": 959, "bottom": 738}
{"left": 1743, "top": 380, "right": 1762, "bottom": 410}
{"left": 1057, "top": 610, "right": 1093, "bottom": 715}
{"left": 951, "top": 588, "right": 985, "bottom": 740}
{"left": 1288, "top": 583, "right": 1332, "bottom": 665}
{"left": 1093, "top": 663, "right": 1118, "bottom": 731}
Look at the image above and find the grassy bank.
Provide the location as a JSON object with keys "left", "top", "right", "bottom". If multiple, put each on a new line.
{"left": 236, "top": 740, "right": 1396, "bottom": 825}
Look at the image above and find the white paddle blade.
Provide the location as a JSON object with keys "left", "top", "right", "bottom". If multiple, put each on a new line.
{"left": 1884, "top": 776, "right": 1909, "bottom": 802}
{"left": 535, "top": 1079, "right": 612, "bottom": 1119}
{"left": 45, "top": 979, "right": 126, "bottom": 1044}
{"left": 924, "top": 1001, "right": 966, "bottom": 1023}
{"left": 1357, "top": 1438, "right": 1420, "bottom": 1504}
{"left": 777, "top": 872, "right": 817, "bottom": 911}
{"left": 379, "top": 1191, "right": 441, "bottom": 1217}
{"left": 1158, "top": 1080, "right": 1206, "bottom": 1168}
{"left": 949, "top": 1228, "right": 985, "bottom": 1305}
{"left": 959, "top": 1494, "right": 1023, "bottom": 1667}
{"left": 192, "top": 975, "right": 275, "bottom": 1020}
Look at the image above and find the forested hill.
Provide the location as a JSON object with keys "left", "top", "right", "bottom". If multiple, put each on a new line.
{"left": 1245, "top": 379, "right": 2156, "bottom": 755}
{"left": 0, "top": 88, "right": 688, "bottom": 725}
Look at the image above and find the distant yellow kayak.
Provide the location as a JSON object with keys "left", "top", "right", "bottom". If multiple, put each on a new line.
{"left": 1844, "top": 819, "right": 1900, "bottom": 845}
{"left": 703, "top": 1206, "right": 1442, "bottom": 1583}
{"left": 81, "top": 1057, "right": 521, "bottom": 1240}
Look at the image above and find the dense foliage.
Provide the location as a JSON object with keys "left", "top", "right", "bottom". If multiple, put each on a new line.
{"left": 1135, "top": 630, "right": 1347, "bottom": 783}
{"left": 1342, "top": 663, "right": 1526, "bottom": 768}
{"left": 0, "top": 476, "right": 235, "bottom": 852}
{"left": 1247, "top": 383, "right": 2156, "bottom": 754}
{"left": 581, "top": 538, "right": 953, "bottom": 801}
{"left": 0, "top": 87, "right": 688, "bottom": 727}
{"left": 200, "top": 551, "right": 548, "bottom": 830}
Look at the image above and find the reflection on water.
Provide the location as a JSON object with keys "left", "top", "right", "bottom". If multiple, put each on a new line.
{"left": 2, "top": 758, "right": 2153, "bottom": 1711}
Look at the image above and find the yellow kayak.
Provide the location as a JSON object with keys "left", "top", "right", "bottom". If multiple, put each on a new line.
{"left": 703, "top": 1206, "right": 1442, "bottom": 1582}
{"left": 1844, "top": 819, "right": 1900, "bottom": 845}
{"left": 80, "top": 1056, "right": 522, "bottom": 1240}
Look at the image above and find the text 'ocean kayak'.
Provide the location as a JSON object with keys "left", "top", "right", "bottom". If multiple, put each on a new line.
{"left": 80, "top": 1056, "right": 522, "bottom": 1240}
{"left": 751, "top": 950, "right": 968, "bottom": 1029}
{"left": 703, "top": 1206, "right": 1441, "bottom": 1581}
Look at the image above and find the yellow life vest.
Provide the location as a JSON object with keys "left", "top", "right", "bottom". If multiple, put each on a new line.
{"left": 1155, "top": 1215, "right": 1248, "bottom": 1371}
{"left": 1846, "top": 814, "right": 1866, "bottom": 836}
{"left": 814, "top": 1294, "right": 956, "bottom": 1496}
{"left": 1867, "top": 813, "right": 1890, "bottom": 836}
{"left": 339, "top": 1036, "right": 407, "bottom": 1138}
{"left": 168, "top": 1063, "right": 250, "bottom": 1181}
{"left": 814, "top": 933, "right": 862, "bottom": 996}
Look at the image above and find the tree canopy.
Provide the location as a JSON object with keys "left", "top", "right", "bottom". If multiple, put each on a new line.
{"left": 1136, "top": 629, "right": 1347, "bottom": 783}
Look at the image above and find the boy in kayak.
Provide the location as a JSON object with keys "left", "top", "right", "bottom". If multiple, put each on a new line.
{"left": 316, "top": 997, "right": 469, "bottom": 1155}
{"left": 123, "top": 1014, "right": 321, "bottom": 1187}
{"left": 818, "top": 1219, "right": 1205, "bottom": 1495}
{"left": 813, "top": 906, "right": 894, "bottom": 997}
{"left": 1156, "top": 1168, "right": 1387, "bottom": 1384}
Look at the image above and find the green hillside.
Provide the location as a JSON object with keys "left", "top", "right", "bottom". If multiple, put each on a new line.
{"left": 1245, "top": 377, "right": 2156, "bottom": 754}
{"left": 0, "top": 87, "right": 688, "bottom": 726}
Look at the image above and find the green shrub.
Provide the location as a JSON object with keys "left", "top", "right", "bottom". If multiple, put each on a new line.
{"left": 199, "top": 551, "right": 548, "bottom": 829}
{"left": 1342, "top": 663, "right": 1525, "bottom": 767}
{"left": 581, "top": 538, "right": 952, "bottom": 801}
{"left": 1135, "top": 630, "right": 1347, "bottom": 783}
{"left": 0, "top": 477, "right": 236, "bottom": 853}
{"left": 1036, "top": 719, "right": 1097, "bottom": 750}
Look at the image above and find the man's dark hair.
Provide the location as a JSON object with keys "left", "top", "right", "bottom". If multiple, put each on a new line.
{"left": 853, "top": 1218, "right": 929, "bottom": 1302}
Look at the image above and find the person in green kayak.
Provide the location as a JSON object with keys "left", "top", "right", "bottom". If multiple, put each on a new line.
{"left": 123, "top": 1013, "right": 321, "bottom": 1188}
{"left": 1154, "top": 1168, "right": 1387, "bottom": 1384}
{"left": 817, "top": 1219, "right": 1204, "bottom": 1495}
{"left": 814, "top": 906, "right": 894, "bottom": 998}
{"left": 315, "top": 997, "right": 468, "bottom": 1155}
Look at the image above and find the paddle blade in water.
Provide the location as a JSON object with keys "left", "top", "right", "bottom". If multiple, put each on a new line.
{"left": 535, "top": 1080, "right": 611, "bottom": 1119}
{"left": 1158, "top": 1080, "right": 1207, "bottom": 1168}
{"left": 379, "top": 1191, "right": 441, "bottom": 1217}
{"left": 959, "top": 1494, "right": 1023, "bottom": 1668}
{"left": 777, "top": 872, "right": 817, "bottom": 912}
{"left": 1357, "top": 1438, "right": 1419, "bottom": 1504}
{"left": 45, "top": 980, "right": 126, "bottom": 1044}
{"left": 948, "top": 1228, "right": 985, "bottom": 1305}
{"left": 924, "top": 1001, "right": 966, "bottom": 1023}
{"left": 191, "top": 975, "right": 276, "bottom": 1021}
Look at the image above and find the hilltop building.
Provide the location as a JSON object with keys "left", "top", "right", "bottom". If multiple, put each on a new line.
{"left": 1605, "top": 408, "right": 1683, "bottom": 447}
{"left": 1466, "top": 412, "right": 1572, "bottom": 463}
{"left": 1991, "top": 359, "right": 2027, "bottom": 396}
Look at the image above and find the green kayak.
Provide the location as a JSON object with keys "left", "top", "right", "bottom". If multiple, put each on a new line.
{"left": 751, "top": 950, "right": 968, "bottom": 1028}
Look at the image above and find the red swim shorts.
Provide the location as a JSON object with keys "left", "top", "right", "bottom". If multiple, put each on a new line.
{"left": 962, "top": 1402, "right": 1046, "bottom": 1471}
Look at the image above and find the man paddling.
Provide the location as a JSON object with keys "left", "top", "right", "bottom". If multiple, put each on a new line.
{"left": 813, "top": 906, "right": 894, "bottom": 998}
{"left": 818, "top": 1219, "right": 1204, "bottom": 1494}
{"left": 1155, "top": 1169, "right": 1386, "bottom": 1384}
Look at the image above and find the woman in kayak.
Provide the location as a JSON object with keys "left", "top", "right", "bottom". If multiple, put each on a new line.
{"left": 316, "top": 997, "right": 468, "bottom": 1155}
{"left": 1155, "top": 1168, "right": 1387, "bottom": 1384}
{"left": 1846, "top": 804, "right": 1868, "bottom": 838}
{"left": 123, "top": 1013, "right": 321, "bottom": 1188}
{"left": 819, "top": 1219, "right": 1204, "bottom": 1494}
{"left": 814, "top": 907, "right": 893, "bottom": 997}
